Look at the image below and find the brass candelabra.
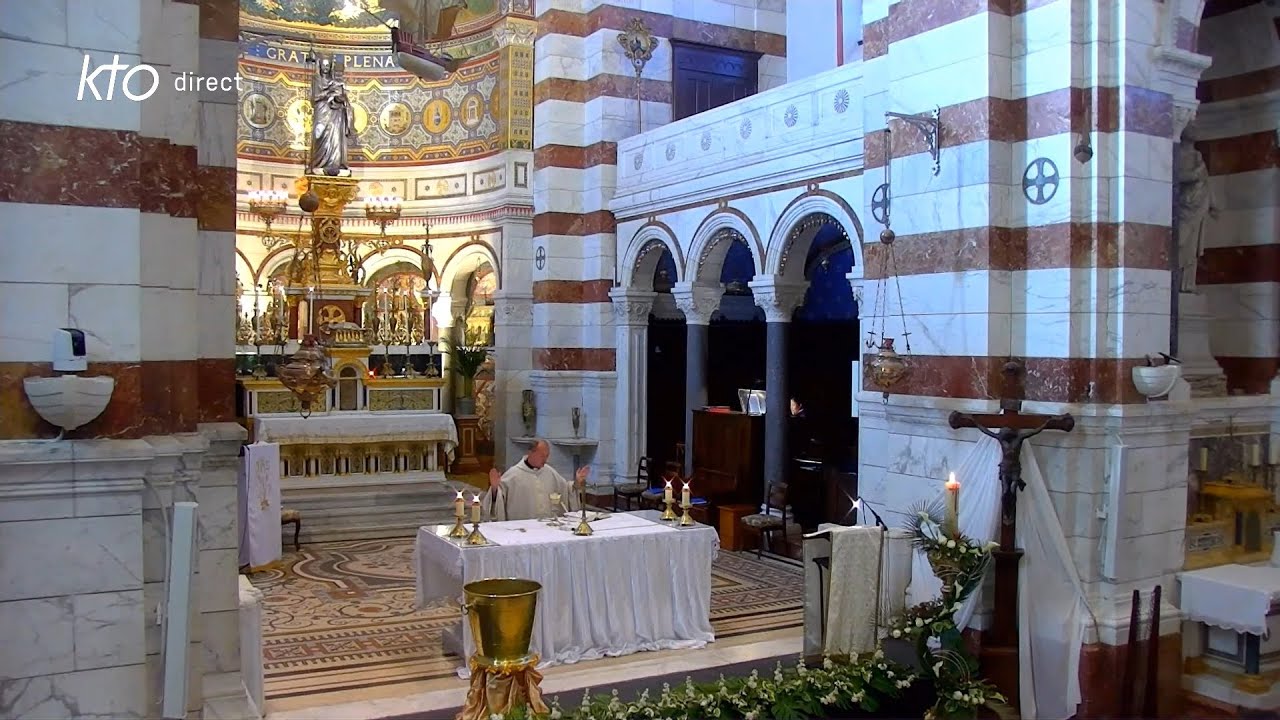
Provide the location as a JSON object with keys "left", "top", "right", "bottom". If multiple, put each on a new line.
{"left": 573, "top": 487, "right": 593, "bottom": 536}
{"left": 679, "top": 500, "right": 694, "bottom": 526}
{"left": 661, "top": 496, "right": 678, "bottom": 521}
{"left": 449, "top": 514, "right": 468, "bottom": 539}
{"left": 465, "top": 520, "right": 490, "bottom": 546}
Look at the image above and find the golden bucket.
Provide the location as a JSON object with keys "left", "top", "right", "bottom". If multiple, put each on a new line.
{"left": 462, "top": 578, "right": 541, "bottom": 668}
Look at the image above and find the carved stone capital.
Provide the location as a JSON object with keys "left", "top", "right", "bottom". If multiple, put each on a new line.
{"left": 671, "top": 283, "right": 721, "bottom": 325}
{"left": 747, "top": 278, "right": 807, "bottom": 323}
{"left": 492, "top": 17, "right": 537, "bottom": 47}
{"left": 608, "top": 288, "right": 657, "bottom": 326}
{"left": 1173, "top": 102, "right": 1199, "bottom": 139}
{"left": 493, "top": 290, "right": 534, "bottom": 326}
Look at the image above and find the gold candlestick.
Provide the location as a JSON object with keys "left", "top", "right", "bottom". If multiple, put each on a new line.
{"left": 679, "top": 500, "right": 694, "bottom": 526}
{"left": 661, "top": 497, "right": 678, "bottom": 521}
{"left": 573, "top": 489, "right": 593, "bottom": 535}
{"left": 465, "top": 521, "right": 489, "bottom": 545}
{"left": 449, "top": 515, "right": 468, "bottom": 538}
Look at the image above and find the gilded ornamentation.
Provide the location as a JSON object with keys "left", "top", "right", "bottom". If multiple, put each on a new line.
{"left": 277, "top": 336, "right": 337, "bottom": 416}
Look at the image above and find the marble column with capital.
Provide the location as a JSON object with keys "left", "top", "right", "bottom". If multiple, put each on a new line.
{"left": 749, "top": 278, "right": 809, "bottom": 494}
{"left": 431, "top": 292, "right": 458, "bottom": 413}
{"left": 672, "top": 283, "right": 722, "bottom": 476}
{"left": 610, "top": 288, "right": 656, "bottom": 484}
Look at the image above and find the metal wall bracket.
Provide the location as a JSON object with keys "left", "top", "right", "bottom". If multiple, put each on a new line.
{"left": 885, "top": 107, "right": 942, "bottom": 175}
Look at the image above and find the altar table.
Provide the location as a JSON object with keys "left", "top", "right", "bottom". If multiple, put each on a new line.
{"left": 1179, "top": 564, "right": 1280, "bottom": 692}
{"left": 415, "top": 510, "right": 718, "bottom": 675}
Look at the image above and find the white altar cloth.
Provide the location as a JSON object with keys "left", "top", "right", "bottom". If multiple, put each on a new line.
{"left": 255, "top": 411, "right": 458, "bottom": 448}
{"left": 1179, "top": 564, "right": 1280, "bottom": 635}
{"left": 415, "top": 510, "right": 718, "bottom": 675}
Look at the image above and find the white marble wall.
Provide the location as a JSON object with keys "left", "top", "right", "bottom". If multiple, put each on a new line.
{"left": 0, "top": 421, "right": 248, "bottom": 719}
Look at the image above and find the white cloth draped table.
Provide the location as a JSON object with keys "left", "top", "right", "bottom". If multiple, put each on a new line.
{"left": 255, "top": 411, "right": 458, "bottom": 450}
{"left": 1179, "top": 564, "right": 1280, "bottom": 635}
{"left": 239, "top": 442, "right": 282, "bottom": 568}
{"left": 415, "top": 510, "right": 717, "bottom": 676}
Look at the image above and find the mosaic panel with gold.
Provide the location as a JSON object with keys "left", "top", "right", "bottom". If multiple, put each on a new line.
{"left": 237, "top": 51, "right": 504, "bottom": 165}
{"left": 240, "top": 0, "right": 500, "bottom": 43}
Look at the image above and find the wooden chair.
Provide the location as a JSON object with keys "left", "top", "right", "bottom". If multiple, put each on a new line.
{"left": 281, "top": 508, "right": 302, "bottom": 551}
{"left": 640, "top": 460, "right": 680, "bottom": 509}
{"left": 740, "top": 481, "right": 789, "bottom": 558}
{"left": 613, "top": 456, "right": 650, "bottom": 511}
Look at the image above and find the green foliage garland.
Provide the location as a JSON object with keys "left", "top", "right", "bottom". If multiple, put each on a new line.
{"left": 888, "top": 503, "right": 1008, "bottom": 720}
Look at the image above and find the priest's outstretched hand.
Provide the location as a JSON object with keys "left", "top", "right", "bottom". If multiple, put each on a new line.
{"left": 575, "top": 465, "right": 590, "bottom": 486}
{"left": 488, "top": 467, "right": 501, "bottom": 489}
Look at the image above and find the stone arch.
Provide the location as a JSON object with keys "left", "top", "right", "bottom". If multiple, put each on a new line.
{"left": 685, "top": 207, "right": 765, "bottom": 284}
{"left": 234, "top": 250, "right": 256, "bottom": 288}
{"left": 621, "top": 221, "right": 684, "bottom": 289}
{"left": 360, "top": 245, "right": 442, "bottom": 288}
{"left": 440, "top": 239, "right": 500, "bottom": 297}
{"left": 765, "top": 190, "right": 865, "bottom": 282}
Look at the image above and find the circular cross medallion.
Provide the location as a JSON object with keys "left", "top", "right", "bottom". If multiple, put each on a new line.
{"left": 1022, "top": 157, "right": 1060, "bottom": 205}
{"left": 870, "top": 183, "right": 891, "bottom": 225}
{"left": 534, "top": 246, "right": 546, "bottom": 270}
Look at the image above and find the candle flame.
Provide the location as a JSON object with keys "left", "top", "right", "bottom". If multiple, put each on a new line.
{"left": 946, "top": 471, "right": 959, "bottom": 489}
{"left": 456, "top": 490, "right": 463, "bottom": 499}
{"left": 471, "top": 493, "right": 480, "bottom": 502}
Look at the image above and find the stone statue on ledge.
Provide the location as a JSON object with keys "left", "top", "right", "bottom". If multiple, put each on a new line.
{"left": 1176, "top": 140, "right": 1219, "bottom": 294}
{"left": 308, "top": 55, "right": 357, "bottom": 177}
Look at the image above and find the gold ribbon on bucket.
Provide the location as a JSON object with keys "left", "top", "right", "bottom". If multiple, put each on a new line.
{"left": 456, "top": 578, "right": 547, "bottom": 720}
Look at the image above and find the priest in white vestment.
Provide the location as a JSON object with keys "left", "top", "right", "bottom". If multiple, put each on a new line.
{"left": 484, "top": 440, "right": 591, "bottom": 520}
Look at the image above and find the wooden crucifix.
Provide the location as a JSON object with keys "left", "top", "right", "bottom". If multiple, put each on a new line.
{"left": 946, "top": 360, "right": 1074, "bottom": 710}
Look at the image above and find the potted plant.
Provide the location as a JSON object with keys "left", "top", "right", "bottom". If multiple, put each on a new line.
{"left": 449, "top": 345, "right": 491, "bottom": 416}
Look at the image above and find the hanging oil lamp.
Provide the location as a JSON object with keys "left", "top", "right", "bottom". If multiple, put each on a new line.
{"left": 277, "top": 334, "right": 334, "bottom": 418}
{"left": 864, "top": 127, "right": 912, "bottom": 401}
{"left": 867, "top": 337, "right": 909, "bottom": 396}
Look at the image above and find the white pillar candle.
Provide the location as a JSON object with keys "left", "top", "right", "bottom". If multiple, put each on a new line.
{"left": 681, "top": 482, "right": 691, "bottom": 507}
{"left": 944, "top": 472, "right": 960, "bottom": 533}
{"left": 454, "top": 490, "right": 464, "bottom": 518}
{"left": 1251, "top": 444, "right": 1262, "bottom": 467}
{"left": 1199, "top": 447, "right": 1209, "bottom": 473}
{"left": 471, "top": 493, "right": 481, "bottom": 523}
{"left": 664, "top": 479, "right": 673, "bottom": 502}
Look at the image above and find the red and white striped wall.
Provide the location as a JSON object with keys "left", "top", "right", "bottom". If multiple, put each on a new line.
{"left": 0, "top": 0, "right": 240, "bottom": 441}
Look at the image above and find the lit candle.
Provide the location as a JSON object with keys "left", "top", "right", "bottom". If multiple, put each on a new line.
{"left": 681, "top": 482, "right": 691, "bottom": 507}
{"left": 471, "top": 493, "right": 481, "bottom": 523}
{"left": 944, "top": 472, "right": 960, "bottom": 532}
{"left": 1251, "top": 444, "right": 1262, "bottom": 467}
{"left": 1199, "top": 447, "right": 1209, "bottom": 473}
{"left": 454, "top": 490, "right": 464, "bottom": 518}
{"left": 664, "top": 479, "right": 673, "bottom": 503}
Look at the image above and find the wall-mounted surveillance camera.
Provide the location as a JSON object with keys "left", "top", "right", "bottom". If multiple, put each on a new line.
{"left": 1073, "top": 139, "right": 1093, "bottom": 164}
{"left": 52, "top": 328, "right": 87, "bottom": 372}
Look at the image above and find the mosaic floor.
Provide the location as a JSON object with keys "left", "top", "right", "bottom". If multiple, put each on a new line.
{"left": 250, "top": 537, "right": 805, "bottom": 700}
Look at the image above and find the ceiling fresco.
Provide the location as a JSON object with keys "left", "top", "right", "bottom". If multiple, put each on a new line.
{"left": 237, "top": 51, "right": 507, "bottom": 165}
{"left": 238, "top": 0, "right": 501, "bottom": 34}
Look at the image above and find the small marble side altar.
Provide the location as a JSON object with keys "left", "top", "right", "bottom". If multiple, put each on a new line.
{"left": 1180, "top": 564, "right": 1280, "bottom": 709}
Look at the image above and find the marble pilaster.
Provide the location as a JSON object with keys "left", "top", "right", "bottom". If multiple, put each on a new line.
{"left": 673, "top": 283, "right": 722, "bottom": 475}
{"left": 610, "top": 288, "right": 656, "bottom": 484}
{"left": 493, "top": 290, "right": 533, "bottom": 469}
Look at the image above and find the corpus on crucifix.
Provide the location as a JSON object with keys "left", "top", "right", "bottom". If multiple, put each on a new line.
{"left": 946, "top": 360, "right": 1074, "bottom": 709}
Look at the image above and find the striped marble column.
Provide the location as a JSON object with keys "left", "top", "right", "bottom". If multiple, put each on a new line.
{"left": 533, "top": 1, "right": 785, "bottom": 482}
{"left": 0, "top": 0, "right": 244, "bottom": 717}
{"left": 858, "top": 0, "right": 1204, "bottom": 715}
{"left": 1194, "top": 1, "right": 1280, "bottom": 394}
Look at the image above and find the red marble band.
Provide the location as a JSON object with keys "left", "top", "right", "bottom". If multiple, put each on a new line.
{"left": 0, "top": 120, "right": 237, "bottom": 229}
{"left": 534, "top": 75, "right": 672, "bottom": 106}
{"left": 864, "top": 87, "right": 1172, "bottom": 169}
{"left": 864, "top": 354, "right": 1148, "bottom": 404}
{"left": 1199, "top": 244, "right": 1280, "bottom": 285}
{"left": 533, "top": 142, "right": 618, "bottom": 170}
{"left": 536, "top": 6, "right": 785, "bottom": 57}
{"left": 532, "top": 280, "right": 614, "bottom": 304}
{"left": 1197, "top": 65, "right": 1280, "bottom": 103}
{"left": 1199, "top": 131, "right": 1280, "bottom": 176}
{"left": 863, "top": 222, "right": 1170, "bottom": 278}
{"left": 533, "top": 210, "right": 616, "bottom": 238}
{"left": 533, "top": 348, "right": 616, "bottom": 372}
{"left": 863, "top": 0, "right": 1065, "bottom": 60}
{"left": 1216, "top": 358, "right": 1280, "bottom": 396}
{"left": 0, "top": 358, "right": 235, "bottom": 440}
